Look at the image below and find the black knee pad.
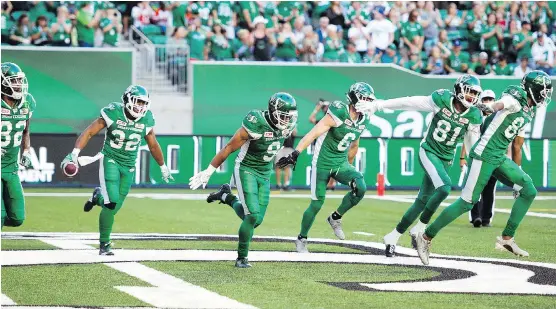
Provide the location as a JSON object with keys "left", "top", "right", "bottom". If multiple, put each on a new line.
{"left": 350, "top": 177, "right": 367, "bottom": 199}
{"left": 6, "top": 218, "right": 24, "bottom": 227}
{"left": 105, "top": 202, "right": 118, "bottom": 210}
{"left": 436, "top": 185, "right": 451, "bottom": 199}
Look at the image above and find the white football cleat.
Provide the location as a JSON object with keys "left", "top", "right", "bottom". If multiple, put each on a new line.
{"left": 326, "top": 214, "right": 345, "bottom": 240}
{"left": 409, "top": 222, "right": 426, "bottom": 249}
{"left": 295, "top": 238, "right": 309, "bottom": 253}
{"left": 495, "top": 236, "right": 529, "bottom": 257}
{"left": 415, "top": 232, "right": 431, "bottom": 265}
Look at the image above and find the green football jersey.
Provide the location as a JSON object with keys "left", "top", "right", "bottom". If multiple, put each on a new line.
{"left": 236, "top": 110, "right": 290, "bottom": 178}
{"left": 471, "top": 85, "right": 535, "bottom": 165}
{"left": 313, "top": 101, "right": 370, "bottom": 170}
{"left": 421, "top": 89, "right": 483, "bottom": 161}
{"left": 100, "top": 102, "right": 155, "bottom": 168}
{"left": 1, "top": 94, "right": 36, "bottom": 172}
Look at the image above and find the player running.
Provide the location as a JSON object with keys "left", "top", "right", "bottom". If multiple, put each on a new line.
{"left": 414, "top": 70, "right": 552, "bottom": 265}
{"left": 356, "top": 75, "right": 483, "bottom": 257}
{"left": 276, "top": 82, "right": 373, "bottom": 253}
{"left": 62, "top": 85, "right": 174, "bottom": 255}
{"left": 189, "top": 92, "right": 298, "bottom": 268}
{"left": 1, "top": 62, "right": 35, "bottom": 228}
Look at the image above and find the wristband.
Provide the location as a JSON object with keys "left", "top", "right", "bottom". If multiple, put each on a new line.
{"left": 72, "top": 148, "right": 81, "bottom": 157}
{"left": 207, "top": 164, "right": 217, "bottom": 175}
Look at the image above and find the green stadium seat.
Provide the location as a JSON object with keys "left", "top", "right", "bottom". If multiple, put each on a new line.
{"left": 149, "top": 34, "right": 167, "bottom": 45}
{"left": 11, "top": 11, "right": 28, "bottom": 22}
{"left": 141, "top": 24, "right": 162, "bottom": 36}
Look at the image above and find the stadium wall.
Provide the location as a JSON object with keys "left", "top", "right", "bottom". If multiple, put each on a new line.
{"left": 21, "top": 134, "right": 555, "bottom": 190}
{"left": 2, "top": 47, "right": 134, "bottom": 133}
{"left": 192, "top": 62, "right": 556, "bottom": 139}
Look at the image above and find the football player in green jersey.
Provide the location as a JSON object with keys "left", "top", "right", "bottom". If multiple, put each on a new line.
{"left": 62, "top": 85, "right": 174, "bottom": 255}
{"left": 277, "top": 82, "right": 373, "bottom": 253}
{"left": 189, "top": 92, "right": 298, "bottom": 268}
{"left": 1, "top": 62, "right": 35, "bottom": 228}
{"left": 356, "top": 75, "right": 483, "bottom": 257}
{"left": 414, "top": 71, "right": 552, "bottom": 265}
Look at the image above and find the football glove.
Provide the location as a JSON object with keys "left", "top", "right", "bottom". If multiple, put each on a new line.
{"left": 189, "top": 165, "right": 216, "bottom": 190}
{"left": 60, "top": 152, "right": 79, "bottom": 169}
{"left": 160, "top": 165, "right": 174, "bottom": 183}
{"left": 476, "top": 102, "right": 494, "bottom": 114}
{"left": 20, "top": 149, "right": 33, "bottom": 168}
{"left": 276, "top": 150, "right": 300, "bottom": 169}
{"left": 355, "top": 99, "right": 381, "bottom": 114}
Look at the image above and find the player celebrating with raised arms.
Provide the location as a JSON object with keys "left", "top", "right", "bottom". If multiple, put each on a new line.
{"left": 61, "top": 85, "right": 174, "bottom": 255}
{"left": 189, "top": 92, "right": 298, "bottom": 268}
{"left": 1, "top": 62, "right": 35, "bottom": 228}
{"left": 414, "top": 71, "right": 552, "bottom": 265}
{"left": 356, "top": 75, "right": 483, "bottom": 257}
{"left": 276, "top": 82, "right": 373, "bottom": 253}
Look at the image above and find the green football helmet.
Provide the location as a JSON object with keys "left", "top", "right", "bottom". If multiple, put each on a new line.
{"left": 1, "top": 62, "right": 28, "bottom": 103}
{"left": 346, "top": 82, "right": 376, "bottom": 106}
{"left": 521, "top": 70, "right": 552, "bottom": 107}
{"left": 122, "top": 85, "right": 150, "bottom": 119}
{"left": 268, "top": 92, "right": 298, "bottom": 130}
{"left": 454, "top": 74, "right": 482, "bottom": 108}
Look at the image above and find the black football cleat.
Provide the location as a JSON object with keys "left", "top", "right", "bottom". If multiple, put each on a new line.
{"left": 473, "top": 218, "right": 482, "bottom": 228}
{"left": 206, "top": 184, "right": 232, "bottom": 204}
{"left": 84, "top": 187, "right": 102, "bottom": 212}
{"left": 385, "top": 244, "right": 396, "bottom": 257}
{"left": 99, "top": 242, "right": 114, "bottom": 256}
{"left": 235, "top": 258, "right": 252, "bottom": 268}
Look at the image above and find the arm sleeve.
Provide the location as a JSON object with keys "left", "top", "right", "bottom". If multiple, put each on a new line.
{"left": 499, "top": 95, "right": 522, "bottom": 113}
{"left": 463, "top": 123, "right": 481, "bottom": 153}
{"left": 378, "top": 96, "right": 438, "bottom": 112}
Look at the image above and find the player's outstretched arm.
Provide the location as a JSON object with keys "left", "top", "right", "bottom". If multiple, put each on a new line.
{"left": 145, "top": 129, "right": 174, "bottom": 183}
{"left": 65, "top": 118, "right": 107, "bottom": 165}
{"left": 348, "top": 138, "right": 360, "bottom": 165}
{"left": 276, "top": 115, "right": 335, "bottom": 169}
{"left": 355, "top": 96, "right": 436, "bottom": 114}
{"left": 189, "top": 127, "right": 250, "bottom": 190}
{"left": 20, "top": 119, "right": 33, "bottom": 168}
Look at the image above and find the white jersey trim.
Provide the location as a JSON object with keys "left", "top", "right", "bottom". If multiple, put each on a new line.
{"left": 100, "top": 109, "right": 114, "bottom": 127}
{"left": 473, "top": 110, "right": 511, "bottom": 156}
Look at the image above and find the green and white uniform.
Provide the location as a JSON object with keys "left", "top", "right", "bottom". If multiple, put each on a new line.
{"left": 1, "top": 94, "right": 36, "bottom": 227}
{"left": 375, "top": 90, "right": 482, "bottom": 235}
{"left": 96, "top": 102, "right": 155, "bottom": 242}
{"left": 234, "top": 109, "right": 289, "bottom": 217}
{"left": 426, "top": 85, "right": 538, "bottom": 239}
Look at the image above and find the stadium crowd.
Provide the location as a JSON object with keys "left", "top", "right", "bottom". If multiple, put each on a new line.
{"left": 2, "top": 1, "right": 555, "bottom": 76}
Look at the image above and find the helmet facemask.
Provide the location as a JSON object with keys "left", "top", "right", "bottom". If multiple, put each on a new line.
{"left": 124, "top": 94, "right": 150, "bottom": 120}
{"left": 1, "top": 72, "right": 28, "bottom": 103}
{"left": 525, "top": 79, "right": 553, "bottom": 107}
{"left": 272, "top": 108, "right": 298, "bottom": 130}
{"left": 456, "top": 83, "right": 481, "bottom": 108}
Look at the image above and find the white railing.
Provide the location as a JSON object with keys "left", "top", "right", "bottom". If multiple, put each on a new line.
{"left": 128, "top": 26, "right": 189, "bottom": 93}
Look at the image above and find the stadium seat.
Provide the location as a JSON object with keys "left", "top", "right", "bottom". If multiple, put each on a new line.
{"left": 149, "top": 34, "right": 167, "bottom": 45}
{"left": 11, "top": 11, "right": 28, "bottom": 21}
{"left": 141, "top": 24, "right": 162, "bottom": 37}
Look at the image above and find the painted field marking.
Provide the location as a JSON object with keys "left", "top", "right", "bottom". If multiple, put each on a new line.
{"left": 1, "top": 294, "right": 16, "bottom": 306}
{"left": 353, "top": 232, "right": 375, "bottom": 236}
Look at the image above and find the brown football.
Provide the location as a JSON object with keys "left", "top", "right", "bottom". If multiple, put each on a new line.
{"left": 63, "top": 161, "right": 79, "bottom": 177}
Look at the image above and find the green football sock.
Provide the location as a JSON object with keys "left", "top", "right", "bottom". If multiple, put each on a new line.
{"left": 224, "top": 194, "right": 245, "bottom": 220}
{"left": 396, "top": 198, "right": 426, "bottom": 234}
{"left": 238, "top": 214, "right": 257, "bottom": 259}
{"left": 99, "top": 203, "right": 123, "bottom": 243}
{"left": 299, "top": 200, "right": 323, "bottom": 238}
{"left": 420, "top": 185, "right": 450, "bottom": 224}
{"left": 502, "top": 195, "right": 534, "bottom": 237}
{"left": 425, "top": 198, "right": 472, "bottom": 238}
{"left": 96, "top": 194, "right": 105, "bottom": 206}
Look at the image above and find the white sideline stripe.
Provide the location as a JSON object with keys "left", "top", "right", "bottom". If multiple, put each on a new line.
{"left": 353, "top": 232, "right": 375, "bottom": 236}
{"left": 3, "top": 307, "right": 156, "bottom": 309}
{"left": 39, "top": 239, "right": 96, "bottom": 250}
{"left": 1, "top": 294, "right": 16, "bottom": 305}
{"left": 108, "top": 262, "right": 256, "bottom": 309}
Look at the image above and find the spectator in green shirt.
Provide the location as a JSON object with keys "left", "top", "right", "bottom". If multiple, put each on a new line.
{"left": 185, "top": 19, "right": 208, "bottom": 60}
{"left": 171, "top": 2, "right": 188, "bottom": 28}
{"left": 322, "top": 25, "right": 343, "bottom": 62}
{"left": 233, "top": 29, "right": 252, "bottom": 61}
{"left": 9, "top": 14, "right": 31, "bottom": 45}
{"left": 405, "top": 52, "right": 424, "bottom": 73}
{"left": 209, "top": 21, "right": 233, "bottom": 60}
{"left": 401, "top": 9, "right": 424, "bottom": 54}
{"left": 31, "top": 15, "right": 51, "bottom": 46}
{"left": 1, "top": 1, "right": 13, "bottom": 42}
{"left": 100, "top": 7, "right": 122, "bottom": 47}
{"left": 50, "top": 6, "right": 71, "bottom": 46}
{"left": 482, "top": 13, "right": 502, "bottom": 56}
{"left": 76, "top": 2, "right": 100, "bottom": 47}
{"left": 275, "top": 22, "right": 298, "bottom": 62}
{"left": 492, "top": 55, "right": 513, "bottom": 76}
{"left": 345, "top": 1, "right": 370, "bottom": 27}
{"left": 469, "top": 51, "right": 492, "bottom": 75}
{"left": 212, "top": 1, "right": 236, "bottom": 38}
{"left": 465, "top": 3, "right": 486, "bottom": 54}
{"left": 445, "top": 40, "right": 470, "bottom": 74}
{"left": 238, "top": 1, "right": 259, "bottom": 30}
{"left": 380, "top": 44, "right": 401, "bottom": 64}
{"left": 513, "top": 20, "right": 534, "bottom": 62}
{"left": 362, "top": 45, "right": 380, "bottom": 63}
{"left": 341, "top": 42, "right": 362, "bottom": 63}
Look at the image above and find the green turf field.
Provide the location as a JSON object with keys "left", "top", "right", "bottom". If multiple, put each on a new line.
{"left": 2, "top": 188, "right": 556, "bottom": 309}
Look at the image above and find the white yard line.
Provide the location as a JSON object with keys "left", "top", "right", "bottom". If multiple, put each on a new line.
{"left": 1, "top": 294, "right": 16, "bottom": 306}
{"left": 353, "top": 232, "right": 375, "bottom": 236}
